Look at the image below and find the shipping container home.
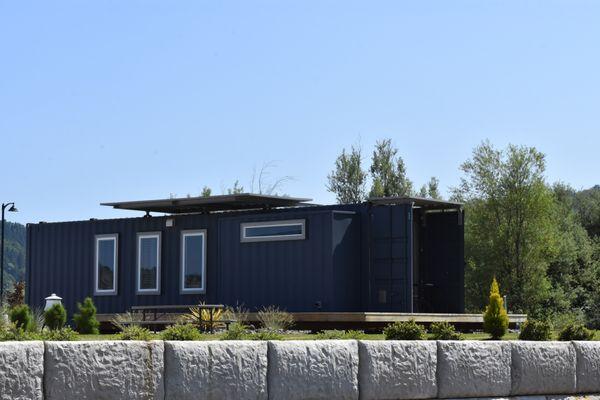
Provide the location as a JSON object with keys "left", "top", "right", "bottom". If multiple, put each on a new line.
{"left": 26, "top": 194, "right": 464, "bottom": 316}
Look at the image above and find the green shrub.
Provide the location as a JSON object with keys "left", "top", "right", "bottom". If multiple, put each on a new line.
{"left": 120, "top": 325, "right": 153, "bottom": 341}
{"left": 220, "top": 322, "right": 248, "bottom": 340}
{"left": 161, "top": 323, "right": 202, "bottom": 341}
{"left": 247, "top": 330, "right": 283, "bottom": 340}
{"left": 0, "top": 325, "right": 41, "bottom": 341}
{"left": 383, "top": 319, "right": 426, "bottom": 340}
{"left": 518, "top": 319, "right": 552, "bottom": 341}
{"left": 430, "top": 322, "right": 462, "bottom": 340}
{"left": 316, "top": 329, "right": 367, "bottom": 340}
{"left": 257, "top": 306, "right": 294, "bottom": 331}
{"left": 9, "top": 304, "right": 33, "bottom": 331}
{"left": 44, "top": 303, "right": 67, "bottom": 330}
{"left": 483, "top": 278, "right": 509, "bottom": 339}
{"left": 73, "top": 297, "right": 100, "bottom": 334}
{"left": 42, "top": 327, "right": 79, "bottom": 341}
{"left": 558, "top": 323, "right": 595, "bottom": 341}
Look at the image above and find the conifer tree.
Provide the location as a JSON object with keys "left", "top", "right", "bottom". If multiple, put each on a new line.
{"left": 483, "top": 277, "right": 509, "bottom": 339}
{"left": 73, "top": 297, "right": 100, "bottom": 334}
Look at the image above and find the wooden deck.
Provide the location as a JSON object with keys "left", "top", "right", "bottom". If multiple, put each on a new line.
{"left": 98, "top": 312, "right": 526, "bottom": 332}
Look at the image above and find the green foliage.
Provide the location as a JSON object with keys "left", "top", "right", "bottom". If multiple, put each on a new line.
{"left": 369, "top": 139, "right": 413, "bottom": 198}
{"left": 9, "top": 304, "right": 32, "bottom": 331}
{"left": 119, "top": 325, "right": 153, "bottom": 341}
{"left": 73, "top": 297, "right": 100, "bottom": 334}
{"left": 201, "top": 186, "right": 212, "bottom": 197}
{"left": 227, "top": 180, "right": 244, "bottom": 194}
{"left": 161, "top": 323, "right": 202, "bottom": 341}
{"left": 315, "top": 330, "right": 367, "bottom": 340}
{"left": 327, "top": 144, "right": 368, "bottom": 204}
{"left": 0, "top": 326, "right": 41, "bottom": 341}
{"left": 518, "top": 319, "right": 552, "bottom": 341}
{"left": 0, "top": 222, "right": 26, "bottom": 296}
{"left": 220, "top": 322, "right": 248, "bottom": 340}
{"left": 247, "top": 330, "right": 283, "bottom": 340}
{"left": 558, "top": 323, "right": 595, "bottom": 341}
{"left": 429, "top": 322, "right": 462, "bottom": 340}
{"left": 42, "top": 327, "right": 79, "bottom": 341}
{"left": 257, "top": 306, "right": 294, "bottom": 331}
{"left": 456, "top": 142, "right": 556, "bottom": 314}
{"left": 418, "top": 177, "right": 442, "bottom": 199}
{"left": 383, "top": 319, "right": 426, "bottom": 340}
{"left": 483, "top": 278, "right": 509, "bottom": 339}
{"left": 44, "top": 303, "right": 67, "bottom": 331}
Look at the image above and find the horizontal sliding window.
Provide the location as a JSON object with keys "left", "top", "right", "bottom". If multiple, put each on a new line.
{"left": 241, "top": 219, "right": 305, "bottom": 242}
{"left": 181, "top": 230, "right": 206, "bottom": 293}
{"left": 137, "top": 232, "right": 161, "bottom": 294}
{"left": 94, "top": 234, "right": 118, "bottom": 295}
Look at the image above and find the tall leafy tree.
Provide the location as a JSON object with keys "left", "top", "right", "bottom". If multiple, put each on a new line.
{"left": 369, "top": 139, "right": 413, "bottom": 197}
{"left": 455, "top": 141, "right": 556, "bottom": 314}
{"left": 200, "top": 186, "right": 212, "bottom": 197}
{"left": 418, "top": 177, "right": 441, "bottom": 199}
{"left": 327, "top": 144, "right": 367, "bottom": 204}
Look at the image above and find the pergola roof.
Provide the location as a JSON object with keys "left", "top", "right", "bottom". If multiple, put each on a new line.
{"left": 101, "top": 193, "right": 313, "bottom": 214}
{"left": 368, "top": 196, "right": 463, "bottom": 210}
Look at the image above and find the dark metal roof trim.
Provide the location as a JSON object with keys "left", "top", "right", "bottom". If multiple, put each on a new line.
{"left": 368, "top": 196, "right": 463, "bottom": 209}
{"left": 101, "top": 193, "right": 313, "bottom": 214}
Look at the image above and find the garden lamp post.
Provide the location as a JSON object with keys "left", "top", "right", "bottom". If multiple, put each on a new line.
{"left": 1, "top": 202, "right": 18, "bottom": 304}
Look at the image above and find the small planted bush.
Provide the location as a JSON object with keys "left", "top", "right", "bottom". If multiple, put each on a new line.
{"left": 316, "top": 330, "right": 367, "bottom": 340}
{"left": 161, "top": 323, "right": 202, "bottom": 341}
{"left": 384, "top": 319, "right": 426, "bottom": 340}
{"left": 0, "top": 326, "right": 41, "bottom": 341}
{"left": 120, "top": 325, "right": 153, "bottom": 341}
{"left": 518, "top": 319, "right": 552, "bottom": 341}
{"left": 9, "top": 304, "right": 33, "bottom": 331}
{"left": 73, "top": 297, "right": 100, "bottom": 334}
{"left": 220, "top": 322, "right": 248, "bottom": 340}
{"left": 483, "top": 278, "right": 509, "bottom": 340}
{"left": 247, "top": 330, "right": 283, "bottom": 341}
{"left": 558, "top": 323, "right": 595, "bottom": 341}
{"left": 430, "top": 321, "right": 462, "bottom": 340}
{"left": 44, "top": 303, "right": 67, "bottom": 331}
{"left": 42, "top": 327, "right": 79, "bottom": 341}
{"left": 257, "top": 306, "right": 294, "bottom": 331}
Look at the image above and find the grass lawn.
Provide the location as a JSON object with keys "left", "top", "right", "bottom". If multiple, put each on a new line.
{"left": 78, "top": 331, "right": 526, "bottom": 341}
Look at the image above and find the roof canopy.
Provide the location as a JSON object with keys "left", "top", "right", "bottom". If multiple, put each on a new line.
{"left": 101, "top": 193, "right": 313, "bottom": 214}
{"left": 368, "top": 196, "right": 462, "bottom": 210}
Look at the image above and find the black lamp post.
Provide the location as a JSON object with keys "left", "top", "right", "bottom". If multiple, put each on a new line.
{"left": 1, "top": 202, "right": 18, "bottom": 305}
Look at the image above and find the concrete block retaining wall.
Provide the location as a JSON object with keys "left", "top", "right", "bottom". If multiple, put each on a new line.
{"left": 0, "top": 340, "right": 599, "bottom": 400}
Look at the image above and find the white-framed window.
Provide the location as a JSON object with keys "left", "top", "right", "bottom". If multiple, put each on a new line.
{"left": 94, "top": 234, "right": 118, "bottom": 295}
{"left": 240, "top": 219, "right": 306, "bottom": 242}
{"left": 180, "top": 230, "right": 206, "bottom": 294}
{"left": 137, "top": 232, "right": 161, "bottom": 294}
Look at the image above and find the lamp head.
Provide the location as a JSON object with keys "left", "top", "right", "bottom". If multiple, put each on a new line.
{"left": 8, "top": 205, "right": 17, "bottom": 212}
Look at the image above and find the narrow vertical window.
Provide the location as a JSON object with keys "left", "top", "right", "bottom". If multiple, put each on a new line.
{"left": 137, "top": 232, "right": 161, "bottom": 294}
{"left": 94, "top": 234, "right": 118, "bottom": 295}
{"left": 181, "top": 230, "right": 206, "bottom": 293}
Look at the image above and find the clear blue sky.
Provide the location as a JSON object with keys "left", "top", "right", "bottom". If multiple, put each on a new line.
{"left": 1, "top": 1, "right": 599, "bottom": 225}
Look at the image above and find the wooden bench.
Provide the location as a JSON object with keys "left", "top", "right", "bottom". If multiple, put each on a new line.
{"left": 129, "top": 304, "right": 232, "bottom": 332}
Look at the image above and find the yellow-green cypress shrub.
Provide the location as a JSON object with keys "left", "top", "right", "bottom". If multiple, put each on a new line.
{"left": 483, "top": 278, "right": 509, "bottom": 339}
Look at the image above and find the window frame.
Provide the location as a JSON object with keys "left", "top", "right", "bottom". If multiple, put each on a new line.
{"left": 136, "top": 232, "right": 161, "bottom": 295}
{"left": 240, "top": 219, "right": 306, "bottom": 243}
{"left": 180, "top": 229, "right": 207, "bottom": 294}
{"left": 94, "top": 234, "right": 118, "bottom": 296}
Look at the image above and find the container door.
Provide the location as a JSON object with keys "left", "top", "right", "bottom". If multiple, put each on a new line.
{"left": 369, "top": 205, "right": 412, "bottom": 311}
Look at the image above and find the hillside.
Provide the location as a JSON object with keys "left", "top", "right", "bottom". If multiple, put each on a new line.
{"left": 2, "top": 221, "right": 26, "bottom": 293}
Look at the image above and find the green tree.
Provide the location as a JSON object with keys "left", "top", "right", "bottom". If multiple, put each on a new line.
{"left": 73, "top": 297, "right": 100, "bottom": 334}
{"left": 44, "top": 303, "right": 67, "bottom": 330}
{"left": 369, "top": 139, "right": 413, "bottom": 198}
{"left": 327, "top": 144, "right": 367, "bottom": 204}
{"left": 418, "top": 177, "right": 441, "bottom": 199}
{"left": 483, "top": 278, "right": 509, "bottom": 339}
{"left": 455, "top": 141, "right": 556, "bottom": 314}
{"left": 227, "top": 180, "right": 244, "bottom": 194}
{"left": 200, "top": 186, "right": 212, "bottom": 197}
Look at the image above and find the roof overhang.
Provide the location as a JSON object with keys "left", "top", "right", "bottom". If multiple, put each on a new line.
{"left": 368, "top": 196, "right": 462, "bottom": 210}
{"left": 101, "top": 193, "right": 313, "bottom": 214}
